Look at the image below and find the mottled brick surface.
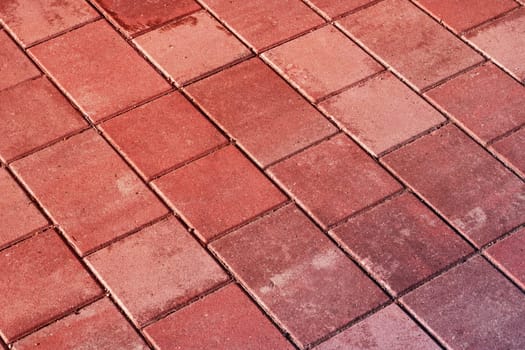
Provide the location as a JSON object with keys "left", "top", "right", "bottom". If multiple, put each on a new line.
{"left": 305, "top": 0, "right": 376, "bottom": 19}
{"left": 486, "top": 227, "right": 525, "bottom": 289}
{"left": 0, "top": 30, "right": 39, "bottom": 91}
{"left": 491, "top": 127, "right": 525, "bottom": 178}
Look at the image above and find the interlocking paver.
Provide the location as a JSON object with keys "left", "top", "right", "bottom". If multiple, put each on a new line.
{"left": 331, "top": 193, "right": 472, "bottom": 295}
{"left": 262, "top": 25, "right": 382, "bottom": 102}
{"left": 93, "top": 0, "right": 201, "bottom": 37}
{"left": 0, "top": 0, "right": 99, "bottom": 47}
{"left": 319, "top": 72, "right": 445, "bottom": 155}
{"left": 144, "top": 284, "right": 293, "bottom": 349}
{"left": 467, "top": 8, "right": 525, "bottom": 82}
{"left": 486, "top": 227, "right": 525, "bottom": 289}
{"left": 314, "top": 304, "right": 439, "bottom": 350}
{"left": 382, "top": 125, "right": 525, "bottom": 247}
{"left": 101, "top": 92, "right": 226, "bottom": 180}
{"left": 0, "top": 231, "right": 102, "bottom": 343}
{"left": 86, "top": 216, "right": 228, "bottom": 326}
{"left": 210, "top": 205, "right": 388, "bottom": 348}
{"left": 268, "top": 134, "right": 401, "bottom": 228}
{"left": 491, "top": 127, "right": 525, "bottom": 178}
{"left": 338, "top": 0, "right": 483, "bottom": 90}
{"left": 425, "top": 63, "right": 525, "bottom": 144}
{"left": 28, "top": 20, "right": 170, "bottom": 122}
{"left": 11, "top": 130, "right": 168, "bottom": 256}
{"left": 402, "top": 256, "right": 525, "bottom": 349}
{"left": 134, "top": 11, "right": 250, "bottom": 86}
{"left": 200, "top": 0, "right": 324, "bottom": 52}
{"left": 304, "top": 0, "right": 376, "bottom": 19}
{"left": 0, "top": 77, "right": 87, "bottom": 162}
{"left": 12, "top": 298, "right": 148, "bottom": 350}
{"left": 0, "top": 30, "right": 39, "bottom": 91}
{"left": 0, "top": 168, "right": 47, "bottom": 249}
{"left": 186, "top": 58, "right": 336, "bottom": 167}
{"left": 414, "top": 0, "right": 517, "bottom": 33}
{"left": 153, "top": 146, "right": 287, "bottom": 242}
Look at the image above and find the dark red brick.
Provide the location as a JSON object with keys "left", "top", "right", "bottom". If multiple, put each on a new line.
{"left": 0, "top": 30, "right": 39, "bottom": 91}
{"left": 268, "top": 134, "right": 401, "bottom": 228}
{"left": 491, "top": 127, "right": 525, "bottom": 178}
{"left": 486, "top": 227, "right": 525, "bottom": 289}
{"left": 305, "top": 0, "right": 376, "bottom": 19}
{"left": 144, "top": 284, "right": 293, "bottom": 349}
{"left": 210, "top": 205, "right": 388, "bottom": 347}
{"left": 402, "top": 256, "right": 525, "bottom": 349}
{"left": 153, "top": 146, "right": 287, "bottom": 242}
{"left": 186, "top": 58, "right": 336, "bottom": 167}
{"left": 382, "top": 125, "right": 525, "bottom": 247}
{"left": 11, "top": 130, "right": 168, "bottom": 255}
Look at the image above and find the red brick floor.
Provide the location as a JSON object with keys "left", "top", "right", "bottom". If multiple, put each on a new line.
{"left": 0, "top": 1, "right": 524, "bottom": 349}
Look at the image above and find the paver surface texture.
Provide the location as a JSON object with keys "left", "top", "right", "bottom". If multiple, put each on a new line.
{"left": 0, "top": 1, "right": 524, "bottom": 349}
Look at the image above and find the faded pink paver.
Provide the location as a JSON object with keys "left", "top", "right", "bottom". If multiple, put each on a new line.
{"left": 305, "top": 0, "right": 376, "bottom": 19}
{"left": 491, "top": 127, "right": 525, "bottom": 178}
{"left": 12, "top": 298, "right": 148, "bottom": 350}
{"left": 86, "top": 216, "right": 228, "bottom": 326}
{"left": 0, "top": 30, "right": 39, "bottom": 91}
{"left": 145, "top": 284, "right": 293, "bottom": 349}
{"left": 486, "top": 227, "right": 525, "bottom": 289}
{"left": 11, "top": 130, "right": 168, "bottom": 255}
{"left": 315, "top": 304, "right": 439, "bottom": 350}
{"left": 211, "top": 205, "right": 388, "bottom": 348}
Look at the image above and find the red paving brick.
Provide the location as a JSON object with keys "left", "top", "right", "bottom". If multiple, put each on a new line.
{"left": 144, "top": 284, "right": 293, "bottom": 349}
{"left": 28, "top": 20, "right": 170, "bottom": 122}
{"left": 186, "top": 58, "right": 336, "bottom": 167}
{"left": 93, "top": 0, "right": 201, "bottom": 37}
{"left": 425, "top": 63, "right": 525, "bottom": 144}
{"left": 0, "top": 231, "right": 102, "bottom": 343}
{"left": 201, "top": 0, "right": 324, "bottom": 52}
{"left": 12, "top": 298, "right": 148, "bottom": 350}
{"left": 330, "top": 193, "right": 472, "bottom": 295}
{"left": 86, "top": 216, "right": 228, "bottom": 326}
{"left": 0, "top": 30, "right": 39, "bottom": 91}
{"left": 0, "top": 77, "right": 87, "bottom": 162}
{"left": 314, "top": 304, "right": 439, "bottom": 350}
{"left": 211, "top": 205, "right": 388, "bottom": 347}
{"left": 467, "top": 8, "right": 525, "bottom": 82}
{"left": 101, "top": 91, "right": 226, "bottom": 180}
{"left": 262, "top": 25, "right": 382, "bottom": 102}
{"left": 319, "top": 72, "right": 445, "bottom": 155}
{"left": 0, "top": 0, "right": 99, "bottom": 47}
{"left": 153, "top": 146, "right": 287, "bottom": 242}
{"left": 415, "top": 0, "right": 518, "bottom": 32}
{"left": 338, "top": 0, "right": 483, "bottom": 91}
{"left": 0, "top": 168, "right": 47, "bottom": 249}
{"left": 491, "top": 127, "right": 525, "bottom": 177}
{"left": 135, "top": 11, "right": 250, "bottom": 86}
{"left": 11, "top": 130, "right": 168, "bottom": 255}
{"left": 486, "top": 227, "right": 525, "bottom": 289}
{"left": 304, "top": 0, "right": 376, "bottom": 19}
{"left": 268, "top": 134, "right": 402, "bottom": 228}
{"left": 402, "top": 256, "right": 525, "bottom": 349}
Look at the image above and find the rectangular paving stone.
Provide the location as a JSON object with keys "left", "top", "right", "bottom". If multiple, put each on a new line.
{"left": 210, "top": 205, "right": 388, "bottom": 348}
{"left": 134, "top": 11, "right": 250, "bottom": 86}
{"left": 466, "top": 8, "right": 525, "bottom": 82}
{"left": 425, "top": 63, "right": 525, "bottom": 144}
{"left": 338, "top": 0, "right": 483, "bottom": 91}
{"left": 28, "top": 20, "right": 171, "bottom": 122}
{"left": 330, "top": 193, "right": 472, "bottom": 295}
{"left": 101, "top": 92, "right": 227, "bottom": 180}
{"left": 186, "top": 58, "right": 337, "bottom": 167}
{"left": 0, "top": 30, "right": 40, "bottom": 91}
{"left": 491, "top": 127, "right": 525, "bottom": 178}
{"left": 304, "top": 0, "right": 376, "bottom": 19}
{"left": 401, "top": 256, "right": 525, "bottom": 350}
{"left": 0, "top": 0, "right": 99, "bottom": 47}
{"left": 86, "top": 216, "right": 228, "bottom": 327}
{"left": 382, "top": 124, "right": 525, "bottom": 247}
{"left": 268, "top": 134, "right": 402, "bottom": 228}
{"left": 11, "top": 130, "right": 168, "bottom": 256}
{"left": 144, "top": 284, "right": 293, "bottom": 349}
{"left": 314, "top": 304, "right": 439, "bottom": 350}
{"left": 201, "top": 0, "right": 324, "bottom": 52}
{"left": 12, "top": 298, "right": 148, "bottom": 350}
{"left": 152, "top": 146, "right": 287, "bottom": 242}
{"left": 262, "top": 25, "right": 382, "bottom": 102}
{"left": 0, "top": 231, "right": 102, "bottom": 343}
{"left": 0, "top": 77, "right": 87, "bottom": 162}
{"left": 319, "top": 72, "right": 445, "bottom": 156}
{"left": 0, "top": 168, "right": 47, "bottom": 250}
{"left": 93, "top": 0, "right": 201, "bottom": 37}
{"left": 485, "top": 227, "right": 525, "bottom": 289}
